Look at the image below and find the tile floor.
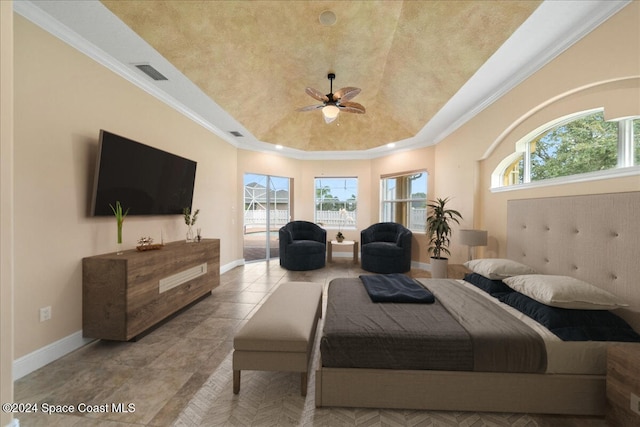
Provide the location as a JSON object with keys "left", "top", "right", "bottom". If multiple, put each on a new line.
{"left": 12, "top": 259, "right": 605, "bottom": 426}
{"left": 12, "top": 258, "right": 374, "bottom": 426}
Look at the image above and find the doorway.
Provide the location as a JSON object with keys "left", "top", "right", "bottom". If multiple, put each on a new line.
{"left": 243, "top": 173, "right": 290, "bottom": 262}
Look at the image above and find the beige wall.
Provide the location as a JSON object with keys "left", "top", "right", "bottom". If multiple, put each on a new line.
{"left": 237, "top": 147, "right": 442, "bottom": 263}
{"left": 1, "top": 2, "right": 15, "bottom": 425}
{"left": 13, "top": 16, "right": 238, "bottom": 359}
{"left": 434, "top": 1, "right": 640, "bottom": 260}
{"left": 5, "top": 0, "right": 639, "bottom": 398}
{"left": 237, "top": 150, "right": 373, "bottom": 249}
{"left": 472, "top": 2, "right": 640, "bottom": 258}
{"left": 371, "top": 147, "right": 437, "bottom": 264}
{"left": 237, "top": 148, "right": 440, "bottom": 261}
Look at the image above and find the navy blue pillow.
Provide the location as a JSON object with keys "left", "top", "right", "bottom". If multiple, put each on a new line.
{"left": 463, "top": 273, "right": 513, "bottom": 298}
{"left": 499, "top": 291, "right": 640, "bottom": 342}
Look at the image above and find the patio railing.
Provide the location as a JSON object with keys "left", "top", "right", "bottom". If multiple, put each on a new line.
{"left": 244, "top": 208, "right": 426, "bottom": 231}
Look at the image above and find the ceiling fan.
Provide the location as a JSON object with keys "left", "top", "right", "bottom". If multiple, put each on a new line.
{"left": 297, "top": 73, "right": 365, "bottom": 124}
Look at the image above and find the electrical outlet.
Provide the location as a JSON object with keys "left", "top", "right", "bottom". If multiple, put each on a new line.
{"left": 631, "top": 392, "right": 640, "bottom": 415}
{"left": 39, "top": 306, "right": 51, "bottom": 322}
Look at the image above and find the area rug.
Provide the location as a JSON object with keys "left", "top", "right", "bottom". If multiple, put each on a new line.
{"left": 173, "top": 334, "right": 548, "bottom": 427}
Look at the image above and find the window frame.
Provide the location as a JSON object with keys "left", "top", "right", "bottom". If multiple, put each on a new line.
{"left": 380, "top": 170, "right": 428, "bottom": 233}
{"left": 492, "top": 109, "right": 640, "bottom": 192}
{"left": 313, "top": 177, "right": 358, "bottom": 230}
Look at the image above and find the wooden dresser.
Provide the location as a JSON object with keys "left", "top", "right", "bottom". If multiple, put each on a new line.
{"left": 606, "top": 343, "right": 640, "bottom": 426}
{"left": 82, "top": 239, "right": 220, "bottom": 341}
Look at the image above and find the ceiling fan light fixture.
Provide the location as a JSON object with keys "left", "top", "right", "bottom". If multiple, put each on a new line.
{"left": 298, "top": 73, "right": 363, "bottom": 123}
{"left": 322, "top": 104, "right": 340, "bottom": 123}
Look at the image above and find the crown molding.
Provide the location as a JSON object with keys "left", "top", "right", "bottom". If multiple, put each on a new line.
{"left": 410, "top": 0, "right": 631, "bottom": 150}
{"left": 14, "top": 0, "right": 631, "bottom": 161}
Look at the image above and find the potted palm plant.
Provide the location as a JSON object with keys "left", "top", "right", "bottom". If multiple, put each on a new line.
{"left": 426, "top": 197, "right": 462, "bottom": 278}
{"left": 109, "top": 201, "right": 129, "bottom": 255}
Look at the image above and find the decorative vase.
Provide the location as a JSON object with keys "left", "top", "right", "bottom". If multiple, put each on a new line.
{"left": 116, "top": 224, "right": 124, "bottom": 255}
{"left": 110, "top": 201, "right": 128, "bottom": 255}
{"left": 430, "top": 257, "right": 448, "bottom": 278}
{"left": 186, "top": 225, "right": 194, "bottom": 243}
{"left": 336, "top": 234, "right": 344, "bottom": 242}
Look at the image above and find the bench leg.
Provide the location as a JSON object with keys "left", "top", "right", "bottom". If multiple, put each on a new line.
{"left": 233, "top": 370, "right": 240, "bottom": 394}
{"left": 301, "top": 372, "right": 307, "bottom": 396}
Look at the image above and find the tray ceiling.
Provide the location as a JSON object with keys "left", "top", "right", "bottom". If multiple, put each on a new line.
{"left": 101, "top": 0, "right": 540, "bottom": 151}
{"left": 16, "top": 1, "right": 630, "bottom": 156}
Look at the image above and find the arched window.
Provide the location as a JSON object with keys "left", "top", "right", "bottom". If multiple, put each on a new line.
{"left": 493, "top": 109, "right": 640, "bottom": 189}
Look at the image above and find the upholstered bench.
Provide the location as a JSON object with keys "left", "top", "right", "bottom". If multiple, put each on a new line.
{"left": 233, "top": 281, "right": 323, "bottom": 396}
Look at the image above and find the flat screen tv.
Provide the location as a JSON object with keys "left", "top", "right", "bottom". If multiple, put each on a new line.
{"left": 91, "top": 130, "right": 197, "bottom": 216}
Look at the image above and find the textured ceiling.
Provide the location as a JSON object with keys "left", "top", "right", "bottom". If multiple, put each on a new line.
{"left": 100, "top": 0, "right": 541, "bottom": 151}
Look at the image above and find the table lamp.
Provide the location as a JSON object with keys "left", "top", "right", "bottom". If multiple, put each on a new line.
{"left": 459, "top": 229, "right": 488, "bottom": 261}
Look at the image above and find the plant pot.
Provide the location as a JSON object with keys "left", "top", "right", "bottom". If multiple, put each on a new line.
{"left": 430, "top": 257, "right": 448, "bottom": 278}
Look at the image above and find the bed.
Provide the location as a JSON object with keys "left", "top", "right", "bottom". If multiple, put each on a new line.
{"left": 315, "top": 191, "right": 640, "bottom": 415}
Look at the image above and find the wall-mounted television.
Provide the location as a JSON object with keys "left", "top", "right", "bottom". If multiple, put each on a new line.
{"left": 91, "top": 130, "right": 197, "bottom": 216}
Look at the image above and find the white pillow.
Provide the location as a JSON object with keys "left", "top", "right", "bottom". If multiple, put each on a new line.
{"left": 502, "top": 274, "right": 628, "bottom": 310}
{"left": 464, "top": 258, "right": 536, "bottom": 280}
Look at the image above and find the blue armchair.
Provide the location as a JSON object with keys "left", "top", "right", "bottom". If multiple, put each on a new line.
{"left": 279, "top": 221, "right": 327, "bottom": 271}
{"left": 361, "top": 222, "right": 412, "bottom": 273}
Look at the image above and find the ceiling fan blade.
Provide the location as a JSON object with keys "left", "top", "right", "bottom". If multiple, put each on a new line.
{"left": 334, "top": 87, "right": 361, "bottom": 102}
{"left": 297, "top": 104, "right": 325, "bottom": 112}
{"left": 339, "top": 101, "right": 366, "bottom": 114}
{"left": 305, "top": 87, "right": 329, "bottom": 102}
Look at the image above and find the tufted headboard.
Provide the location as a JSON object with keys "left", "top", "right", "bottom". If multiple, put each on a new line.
{"left": 507, "top": 191, "right": 640, "bottom": 332}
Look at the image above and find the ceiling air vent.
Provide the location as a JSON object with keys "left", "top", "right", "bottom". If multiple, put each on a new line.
{"left": 134, "top": 64, "right": 168, "bottom": 81}
{"left": 230, "top": 131, "right": 244, "bottom": 137}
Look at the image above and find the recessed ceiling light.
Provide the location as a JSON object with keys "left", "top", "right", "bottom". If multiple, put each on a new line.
{"left": 387, "top": 143, "right": 396, "bottom": 148}
{"left": 275, "top": 144, "right": 284, "bottom": 150}
{"left": 319, "top": 10, "right": 337, "bottom": 26}
{"left": 230, "top": 131, "right": 244, "bottom": 137}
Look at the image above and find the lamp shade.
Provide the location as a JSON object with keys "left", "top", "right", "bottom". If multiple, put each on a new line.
{"left": 459, "top": 229, "right": 488, "bottom": 247}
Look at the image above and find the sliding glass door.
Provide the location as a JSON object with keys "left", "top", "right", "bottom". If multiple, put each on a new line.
{"left": 243, "top": 173, "right": 290, "bottom": 262}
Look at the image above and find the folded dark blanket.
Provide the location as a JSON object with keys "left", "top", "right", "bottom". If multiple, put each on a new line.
{"left": 360, "top": 273, "right": 435, "bottom": 303}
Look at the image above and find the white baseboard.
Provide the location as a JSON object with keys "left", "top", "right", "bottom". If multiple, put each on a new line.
{"left": 233, "top": 257, "right": 430, "bottom": 271}
{"left": 13, "top": 330, "right": 94, "bottom": 380}
{"left": 13, "top": 260, "right": 243, "bottom": 380}
{"left": 412, "top": 260, "right": 431, "bottom": 271}
{"left": 221, "top": 259, "right": 244, "bottom": 274}
{"left": 18, "top": 257, "right": 433, "bottom": 380}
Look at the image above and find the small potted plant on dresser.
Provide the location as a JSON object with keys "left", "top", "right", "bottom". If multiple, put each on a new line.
{"left": 426, "top": 197, "right": 462, "bottom": 278}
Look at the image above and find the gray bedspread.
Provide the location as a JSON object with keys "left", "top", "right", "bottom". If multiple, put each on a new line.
{"left": 320, "top": 278, "right": 547, "bottom": 373}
